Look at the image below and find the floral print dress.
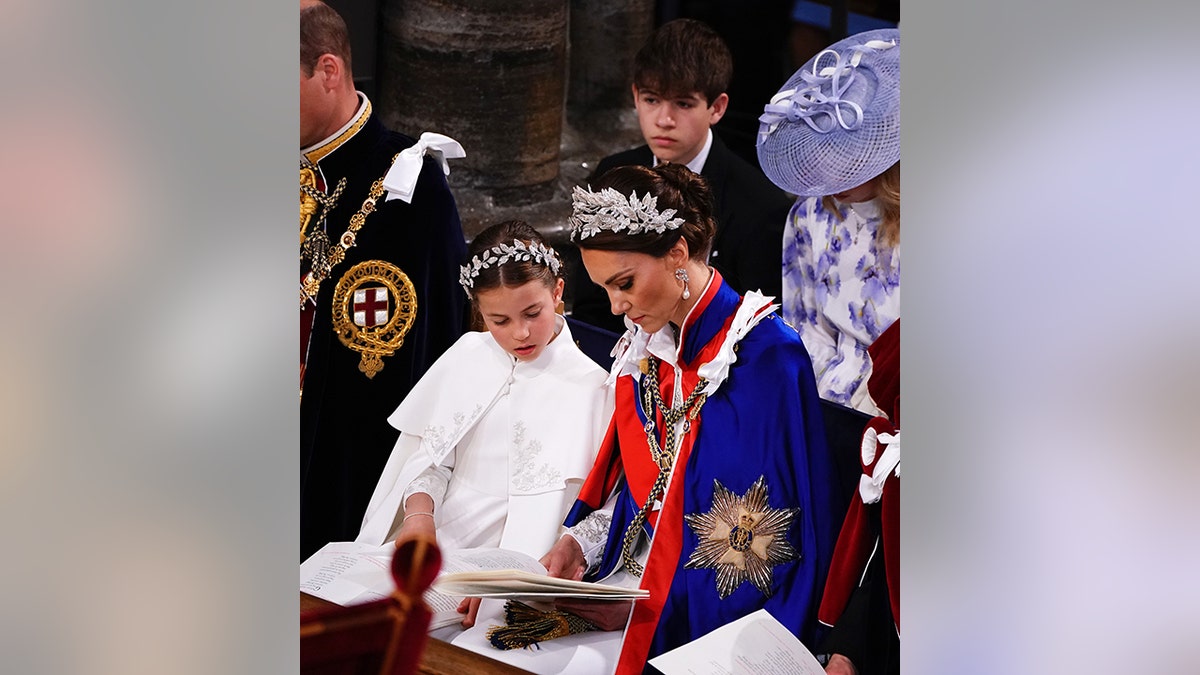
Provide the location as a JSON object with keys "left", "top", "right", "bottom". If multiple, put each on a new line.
{"left": 782, "top": 196, "right": 899, "bottom": 414}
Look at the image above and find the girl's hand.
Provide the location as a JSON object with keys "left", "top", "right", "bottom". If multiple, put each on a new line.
{"left": 395, "top": 512, "right": 436, "bottom": 547}
{"left": 456, "top": 596, "right": 483, "bottom": 627}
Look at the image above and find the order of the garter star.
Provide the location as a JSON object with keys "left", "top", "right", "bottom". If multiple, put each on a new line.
{"left": 683, "top": 476, "right": 800, "bottom": 599}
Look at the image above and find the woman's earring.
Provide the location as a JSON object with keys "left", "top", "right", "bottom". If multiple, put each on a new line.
{"left": 675, "top": 268, "right": 691, "bottom": 300}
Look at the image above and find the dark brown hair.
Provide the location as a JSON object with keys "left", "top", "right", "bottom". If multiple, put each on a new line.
{"left": 633, "top": 18, "right": 733, "bottom": 105}
{"left": 577, "top": 163, "right": 716, "bottom": 262}
{"left": 300, "top": 2, "right": 352, "bottom": 77}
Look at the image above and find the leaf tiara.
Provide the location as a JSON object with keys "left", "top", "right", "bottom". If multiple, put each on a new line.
{"left": 568, "top": 185, "right": 686, "bottom": 241}
{"left": 458, "top": 239, "right": 563, "bottom": 297}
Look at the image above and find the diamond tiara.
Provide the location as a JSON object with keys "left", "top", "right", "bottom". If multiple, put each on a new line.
{"left": 568, "top": 185, "right": 686, "bottom": 241}
{"left": 458, "top": 239, "right": 562, "bottom": 296}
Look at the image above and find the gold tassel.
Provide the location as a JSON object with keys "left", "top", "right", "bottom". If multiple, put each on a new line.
{"left": 486, "top": 601, "right": 598, "bottom": 650}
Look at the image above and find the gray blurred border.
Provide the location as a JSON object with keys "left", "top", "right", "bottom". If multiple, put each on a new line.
{"left": 7, "top": 0, "right": 1200, "bottom": 672}
{"left": 906, "top": 0, "right": 1200, "bottom": 672}
{"left": 0, "top": 1, "right": 297, "bottom": 673}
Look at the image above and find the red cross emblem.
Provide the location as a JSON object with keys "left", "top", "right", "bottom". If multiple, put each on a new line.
{"left": 352, "top": 287, "right": 389, "bottom": 327}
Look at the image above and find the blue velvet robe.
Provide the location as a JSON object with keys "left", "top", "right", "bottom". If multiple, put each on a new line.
{"left": 565, "top": 275, "right": 843, "bottom": 673}
{"left": 300, "top": 98, "right": 468, "bottom": 560}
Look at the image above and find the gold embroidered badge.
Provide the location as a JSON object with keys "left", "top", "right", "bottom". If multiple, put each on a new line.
{"left": 331, "top": 260, "right": 417, "bottom": 379}
{"left": 683, "top": 476, "right": 800, "bottom": 599}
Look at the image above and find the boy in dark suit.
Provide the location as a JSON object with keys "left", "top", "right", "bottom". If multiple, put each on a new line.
{"left": 567, "top": 18, "right": 795, "bottom": 334}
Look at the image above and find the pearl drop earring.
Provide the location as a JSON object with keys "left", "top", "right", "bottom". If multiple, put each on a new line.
{"left": 675, "top": 268, "right": 691, "bottom": 300}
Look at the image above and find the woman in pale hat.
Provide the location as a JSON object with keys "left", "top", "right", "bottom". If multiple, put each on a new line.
{"left": 757, "top": 28, "right": 900, "bottom": 416}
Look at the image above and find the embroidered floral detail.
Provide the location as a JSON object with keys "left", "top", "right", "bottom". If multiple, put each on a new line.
{"left": 510, "top": 421, "right": 562, "bottom": 492}
{"left": 421, "top": 404, "right": 483, "bottom": 461}
{"left": 572, "top": 510, "right": 612, "bottom": 546}
{"left": 781, "top": 196, "right": 899, "bottom": 406}
{"left": 404, "top": 471, "right": 446, "bottom": 504}
{"left": 569, "top": 510, "right": 613, "bottom": 575}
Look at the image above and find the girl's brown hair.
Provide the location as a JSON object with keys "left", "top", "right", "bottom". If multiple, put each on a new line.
{"left": 466, "top": 220, "right": 562, "bottom": 295}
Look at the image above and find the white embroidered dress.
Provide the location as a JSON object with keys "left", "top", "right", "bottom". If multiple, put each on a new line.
{"left": 782, "top": 196, "right": 899, "bottom": 414}
{"left": 357, "top": 318, "right": 614, "bottom": 559}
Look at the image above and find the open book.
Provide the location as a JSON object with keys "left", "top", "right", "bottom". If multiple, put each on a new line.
{"left": 433, "top": 554, "right": 648, "bottom": 600}
{"left": 301, "top": 542, "right": 646, "bottom": 630}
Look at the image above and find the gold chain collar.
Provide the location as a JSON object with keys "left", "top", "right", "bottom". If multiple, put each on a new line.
{"left": 300, "top": 155, "right": 398, "bottom": 308}
{"left": 618, "top": 356, "right": 709, "bottom": 576}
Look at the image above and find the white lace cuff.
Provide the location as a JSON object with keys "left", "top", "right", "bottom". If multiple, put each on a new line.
{"left": 402, "top": 463, "right": 451, "bottom": 511}
{"left": 564, "top": 489, "right": 618, "bottom": 573}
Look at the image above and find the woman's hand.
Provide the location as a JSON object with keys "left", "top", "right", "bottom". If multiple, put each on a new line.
{"left": 540, "top": 535, "right": 587, "bottom": 580}
{"left": 456, "top": 596, "right": 483, "bottom": 628}
{"left": 553, "top": 598, "right": 633, "bottom": 631}
{"left": 825, "top": 653, "right": 858, "bottom": 675}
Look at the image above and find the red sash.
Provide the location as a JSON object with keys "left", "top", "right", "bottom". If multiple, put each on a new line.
{"left": 615, "top": 283, "right": 738, "bottom": 673}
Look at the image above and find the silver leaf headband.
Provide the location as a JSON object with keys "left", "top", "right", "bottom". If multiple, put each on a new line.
{"left": 568, "top": 185, "right": 686, "bottom": 242}
{"left": 458, "top": 239, "right": 562, "bottom": 297}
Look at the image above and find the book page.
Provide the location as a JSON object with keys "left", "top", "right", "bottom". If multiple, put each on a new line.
{"left": 434, "top": 567, "right": 649, "bottom": 600}
{"left": 435, "top": 547, "right": 644, "bottom": 598}
{"left": 648, "top": 609, "right": 824, "bottom": 675}
{"left": 299, "top": 541, "right": 395, "bottom": 606}
{"left": 422, "top": 587, "right": 469, "bottom": 629}
{"left": 439, "top": 547, "right": 549, "bottom": 575}
{"left": 425, "top": 547, "right": 554, "bottom": 628}
{"left": 300, "top": 543, "right": 642, "bottom": 628}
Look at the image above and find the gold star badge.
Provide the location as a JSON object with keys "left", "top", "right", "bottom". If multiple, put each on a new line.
{"left": 683, "top": 476, "right": 800, "bottom": 599}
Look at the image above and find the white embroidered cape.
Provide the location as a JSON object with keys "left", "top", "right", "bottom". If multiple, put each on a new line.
{"left": 356, "top": 319, "right": 614, "bottom": 558}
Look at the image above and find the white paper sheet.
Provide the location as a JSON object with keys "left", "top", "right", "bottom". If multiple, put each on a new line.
{"left": 299, "top": 541, "right": 395, "bottom": 606}
{"left": 648, "top": 609, "right": 824, "bottom": 675}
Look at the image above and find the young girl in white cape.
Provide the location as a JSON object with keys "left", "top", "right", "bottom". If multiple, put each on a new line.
{"left": 356, "top": 220, "right": 614, "bottom": 600}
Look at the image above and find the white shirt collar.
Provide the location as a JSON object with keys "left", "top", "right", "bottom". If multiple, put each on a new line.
{"left": 842, "top": 197, "right": 882, "bottom": 221}
{"left": 650, "top": 129, "right": 713, "bottom": 174}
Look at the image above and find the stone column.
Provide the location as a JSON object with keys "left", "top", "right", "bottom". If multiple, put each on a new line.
{"left": 378, "top": 0, "right": 568, "bottom": 208}
{"left": 566, "top": 0, "right": 655, "bottom": 131}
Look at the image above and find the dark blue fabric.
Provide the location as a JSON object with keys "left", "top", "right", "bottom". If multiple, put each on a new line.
{"left": 649, "top": 310, "right": 841, "bottom": 659}
{"left": 300, "top": 112, "right": 468, "bottom": 560}
{"left": 564, "top": 316, "right": 622, "bottom": 371}
{"left": 790, "top": 0, "right": 899, "bottom": 32}
{"left": 567, "top": 282, "right": 842, "bottom": 664}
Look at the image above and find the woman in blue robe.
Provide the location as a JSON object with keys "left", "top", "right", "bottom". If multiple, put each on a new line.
{"left": 540, "top": 163, "right": 843, "bottom": 673}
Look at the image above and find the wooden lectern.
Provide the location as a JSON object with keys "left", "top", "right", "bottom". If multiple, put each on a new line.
{"left": 301, "top": 538, "right": 441, "bottom": 675}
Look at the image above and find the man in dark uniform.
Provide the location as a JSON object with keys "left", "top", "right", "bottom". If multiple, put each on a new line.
{"left": 567, "top": 18, "right": 795, "bottom": 334}
{"left": 300, "top": 0, "right": 467, "bottom": 560}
